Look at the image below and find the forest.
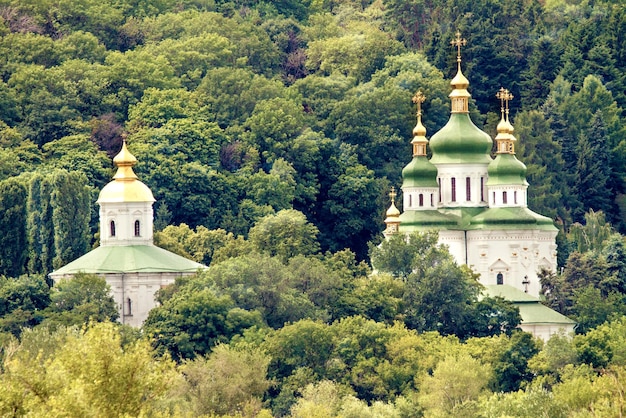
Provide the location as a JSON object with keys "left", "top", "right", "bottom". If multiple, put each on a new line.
{"left": 2, "top": 0, "right": 626, "bottom": 416}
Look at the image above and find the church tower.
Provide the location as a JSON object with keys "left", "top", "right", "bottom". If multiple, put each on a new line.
{"left": 98, "top": 140, "right": 155, "bottom": 246}
{"left": 386, "top": 32, "right": 558, "bottom": 298}
{"left": 50, "top": 141, "right": 205, "bottom": 327}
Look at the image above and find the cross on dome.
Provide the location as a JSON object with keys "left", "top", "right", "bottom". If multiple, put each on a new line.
{"left": 389, "top": 186, "right": 397, "bottom": 204}
{"left": 450, "top": 31, "right": 467, "bottom": 63}
{"left": 412, "top": 90, "right": 426, "bottom": 115}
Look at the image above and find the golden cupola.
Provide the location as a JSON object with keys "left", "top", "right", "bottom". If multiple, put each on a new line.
{"left": 98, "top": 140, "right": 155, "bottom": 204}
{"left": 384, "top": 187, "right": 401, "bottom": 236}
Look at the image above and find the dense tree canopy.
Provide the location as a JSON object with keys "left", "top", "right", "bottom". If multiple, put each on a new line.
{"left": 2, "top": 0, "right": 626, "bottom": 415}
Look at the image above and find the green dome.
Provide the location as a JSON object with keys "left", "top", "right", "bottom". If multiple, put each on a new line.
{"left": 429, "top": 113, "right": 492, "bottom": 164}
{"left": 487, "top": 154, "right": 528, "bottom": 186}
{"left": 402, "top": 156, "right": 439, "bottom": 188}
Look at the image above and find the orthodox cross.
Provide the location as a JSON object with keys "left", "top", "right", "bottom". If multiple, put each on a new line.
{"left": 450, "top": 31, "right": 467, "bottom": 62}
{"left": 389, "top": 186, "right": 397, "bottom": 204}
{"left": 412, "top": 90, "right": 425, "bottom": 117}
{"left": 496, "top": 87, "right": 513, "bottom": 116}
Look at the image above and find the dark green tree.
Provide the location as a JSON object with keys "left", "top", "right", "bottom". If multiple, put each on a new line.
{"left": 143, "top": 287, "right": 264, "bottom": 361}
{"left": 0, "top": 177, "right": 28, "bottom": 277}
{"left": 50, "top": 170, "right": 92, "bottom": 269}
{"left": 43, "top": 273, "right": 118, "bottom": 327}
{"left": 0, "top": 274, "right": 50, "bottom": 337}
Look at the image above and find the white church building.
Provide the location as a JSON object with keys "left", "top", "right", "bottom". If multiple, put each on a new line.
{"left": 384, "top": 33, "right": 574, "bottom": 338}
{"left": 49, "top": 141, "right": 205, "bottom": 327}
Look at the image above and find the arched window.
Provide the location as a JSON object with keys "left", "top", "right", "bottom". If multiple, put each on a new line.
{"left": 418, "top": 194, "right": 424, "bottom": 207}
{"left": 110, "top": 221, "right": 116, "bottom": 237}
{"left": 466, "top": 177, "right": 471, "bottom": 201}
{"left": 514, "top": 191, "right": 518, "bottom": 204}
{"left": 430, "top": 193, "right": 434, "bottom": 207}
{"left": 409, "top": 194, "right": 412, "bottom": 208}
{"left": 134, "top": 220, "right": 140, "bottom": 237}
{"left": 503, "top": 191, "right": 508, "bottom": 204}
{"left": 451, "top": 177, "right": 456, "bottom": 202}
{"left": 497, "top": 273, "right": 504, "bottom": 285}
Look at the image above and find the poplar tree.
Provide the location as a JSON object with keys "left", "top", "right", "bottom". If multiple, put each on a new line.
{"left": 50, "top": 170, "right": 92, "bottom": 269}
{"left": 0, "top": 177, "right": 28, "bottom": 277}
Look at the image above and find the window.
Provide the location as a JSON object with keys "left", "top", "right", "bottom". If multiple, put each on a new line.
{"left": 418, "top": 194, "right": 424, "bottom": 207}
{"left": 480, "top": 177, "right": 485, "bottom": 202}
{"left": 430, "top": 193, "right": 434, "bottom": 207}
{"left": 438, "top": 178, "right": 441, "bottom": 202}
{"left": 466, "top": 177, "right": 471, "bottom": 201}
{"left": 134, "top": 220, "right": 140, "bottom": 237}
{"left": 514, "top": 191, "right": 518, "bottom": 204}
{"left": 409, "top": 194, "right": 412, "bottom": 208}
{"left": 492, "top": 191, "right": 496, "bottom": 203}
{"left": 125, "top": 298, "right": 132, "bottom": 316}
{"left": 110, "top": 221, "right": 116, "bottom": 237}
{"left": 503, "top": 191, "right": 508, "bottom": 204}
{"left": 497, "top": 273, "right": 504, "bottom": 285}
{"left": 451, "top": 177, "right": 456, "bottom": 202}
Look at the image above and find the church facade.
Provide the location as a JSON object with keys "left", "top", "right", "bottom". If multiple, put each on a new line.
{"left": 49, "top": 141, "right": 205, "bottom": 327}
{"left": 384, "top": 33, "right": 558, "bottom": 299}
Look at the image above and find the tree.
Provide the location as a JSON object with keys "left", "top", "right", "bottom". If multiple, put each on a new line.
{"left": 176, "top": 344, "right": 272, "bottom": 416}
{"left": 418, "top": 353, "right": 492, "bottom": 416}
{"left": 43, "top": 273, "right": 118, "bottom": 327}
{"left": 196, "top": 253, "right": 326, "bottom": 328}
{"left": 143, "top": 287, "right": 264, "bottom": 361}
{"left": 0, "top": 176, "right": 28, "bottom": 277}
{"left": 0, "top": 274, "right": 50, "bottom": 337}
{"left": 0, "top": 322, "right": 179, "bottom": 417}
{"left": 50, "top": 170, "right": 92, "bottom": 269}
{"left": 372, "top": 231, "right": 520, "bottom": 338}
{"left": 248, "top": 209, "right": 320, "bottom": 262}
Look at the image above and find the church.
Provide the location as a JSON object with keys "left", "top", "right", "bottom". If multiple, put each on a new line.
{"left": 49, "top": 141, "right": 205, "bottom": 327}
{"left": 383, "top": 33, "right": 574, "bottom": 339}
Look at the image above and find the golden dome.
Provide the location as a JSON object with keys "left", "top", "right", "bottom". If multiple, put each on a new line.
{"left": 384, "top": 187, "right": 401, "bottom": 224}
{"left": 97, "top": 141, "right": 155, "bottom": 203}
{"left": 449, "top": 31, "right": 470, "bottom": 113}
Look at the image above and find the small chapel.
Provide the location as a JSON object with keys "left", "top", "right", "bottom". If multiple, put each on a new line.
{"left": 383, "top": 32, "right": 575, "bottom": 339}
{"left": 49, "top": 141, "right": 205, "bottom": 327}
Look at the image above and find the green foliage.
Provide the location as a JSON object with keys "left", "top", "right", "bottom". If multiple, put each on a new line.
{"left": 175, "top": 344, "right": 271, "bottom": 416}
{"left": 0, "top": 176, "right": 28, "bottom": 277}
{"left": 49, "top": 170, "right": 92, "bottom": 269}
{"left": 0, "top": 274, "right": 50, "bottom": 337}
{"left": 248, "top": 209, "right": 320, "bottom": 262}
{"left": 44, "top": 273, "right": 118, "bottom": 327}
{"left": 143, "top": 286, "right": 264, "bottom": 361}
{"left": 417, "top": 353, "right": 491, "bottom": 416}
{"left": 0, "top": 322, "right": 178, "bottom": 417}
{"left": 372, "top": 232, "right": 520, "bottom": 338}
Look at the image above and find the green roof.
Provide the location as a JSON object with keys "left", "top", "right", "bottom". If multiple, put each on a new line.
{"left": 402, "top": 156, "right": 438, "bottom": 187}
{"left": 484, "top": 285, "right": 576, "bottom": 325}
{"left": 49, "top": 245, "right": 206, "bottom": 276}
{"left": 398, "top": 209, "right": 460, "bottom": 231}
{"left": 487, "top": 154, "right": 528, "bottom": 186}
{"left": 429, "top": 113, "right": 493, "bottom": 164}
{"left": 485, "top": 284, "right": 537, "bottom": 302}
{"left": 469, "top": 207, "right": 557, "bottom": 231}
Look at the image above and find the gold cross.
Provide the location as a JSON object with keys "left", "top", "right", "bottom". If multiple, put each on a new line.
{"left": 389, "top": 186, "right": 396, "bottom": 203}
{"left": 496, "top": 88, "right": 513, "bottom": 112}
{"left": 450, "top": 31, "right": 467, "bottom": 62}
{"left": 412, "top": 90, "right": 425, "bottom": 116}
